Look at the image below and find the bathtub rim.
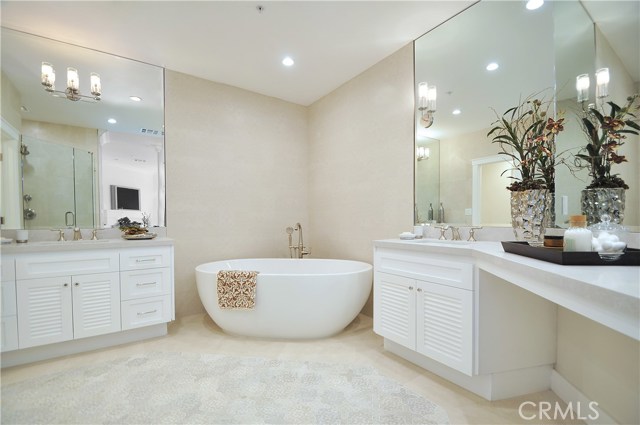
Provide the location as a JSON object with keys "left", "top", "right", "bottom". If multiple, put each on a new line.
{"left": 195, "top": 258, "right": 372, "bottom": 278}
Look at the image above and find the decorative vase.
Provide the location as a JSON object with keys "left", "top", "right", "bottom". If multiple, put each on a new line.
{"left": 580, "top": 188, "right": 626, "bottom": 225}
{"left": 510, "top": 189, "right": 552, "bottom": 245}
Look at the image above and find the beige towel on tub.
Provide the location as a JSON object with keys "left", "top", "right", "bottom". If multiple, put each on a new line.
{"left": 216, "top": 270, "right": 259, "bottom": 309}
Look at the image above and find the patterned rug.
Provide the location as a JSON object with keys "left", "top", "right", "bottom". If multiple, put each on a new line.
{"left": 2, "top": 351, "right": 449, "bottom": 424}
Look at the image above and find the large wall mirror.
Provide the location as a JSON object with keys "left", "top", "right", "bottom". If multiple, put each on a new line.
{"left": 1, "top": 27, "right": 165, "bottom": 231}
{"left": 414, "top": 0, "right": 639, "bottom": 229}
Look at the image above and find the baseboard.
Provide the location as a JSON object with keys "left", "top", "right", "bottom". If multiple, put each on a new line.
{"left": 1, "top": 324, "right": 168, "bottom": 368}
{"left": 551, "top": 370, "right": 617, "bottom": 425}
{"left": 384, "top": 339, "right": 552, "bottom": 401}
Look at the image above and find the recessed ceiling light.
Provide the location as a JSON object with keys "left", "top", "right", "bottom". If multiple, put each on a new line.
{"left": 282, "top": 57, "right": 294, "bottom": 67}
{"left": 452, "top": 109, "right": 461, "bottom": 115}
{"left": 108, "top": 118, "right": 117, "bottom": 124}
{"left": 486, "top": 62, "right": 499, "bottom": 71}
{"left": 20, "top": 106, "right": 28, "bottom": 112}
{"left": 129, "top": 96, "right": 142, "bottom": 102}
{"left": 526, "top": 0, "right": 544, "bottom": 10}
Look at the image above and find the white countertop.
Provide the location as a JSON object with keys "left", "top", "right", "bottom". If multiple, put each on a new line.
{"left": 1, "top": 237, "right": 174, "bottom": 255}
{"left": 374, "top": 239, "right": 640, "bottom": 340}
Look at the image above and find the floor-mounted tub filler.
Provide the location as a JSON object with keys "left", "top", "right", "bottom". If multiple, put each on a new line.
{"left": 196, "top": 258, "right": 372, "bottom": 339}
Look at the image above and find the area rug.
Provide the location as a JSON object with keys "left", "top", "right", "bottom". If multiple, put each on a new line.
{"left": 1, "top": 351, "right": 450, "bottom": 424}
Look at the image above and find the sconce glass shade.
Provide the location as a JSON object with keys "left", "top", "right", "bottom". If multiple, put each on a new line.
{"left": 416, "top": 146, "right": 430, "bottom": 161}
{"left": 426, "top": 85, "right": 437, "bottom": 112}
{"left": 596, "top": 68, "right": 609, "bottom": 99}
{"left": 90, "top": 73, "right": 101, "bottom": 96}
{"left": 418, "top": 82, "right": 428, "bottom": 110}
{"left": 67, "top": 67, "right": 79, "bottom": 92}
{"left": 41, "top": 62, "right": 55, "bottom": 90}
{"left": 576, "top": 73, "right": 590, "bottom": 103}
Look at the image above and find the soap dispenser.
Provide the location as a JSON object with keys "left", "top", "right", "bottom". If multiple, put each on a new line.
{"left": 438, "top": 203, "right": 445, "bottom": 223}
{"left": 428, "top": 203, "right": 434, "bottom": 221}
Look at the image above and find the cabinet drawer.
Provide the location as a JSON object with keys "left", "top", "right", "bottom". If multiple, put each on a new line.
{"left": 1, "top": 315, "right": 19, "bottom": 352}
{"left": 121, "top": 268, "right": 170, "bottom": 301}
{"left": 120, "top": 247, "right": 171, "bottom": 271}
{"left": 2, "top": 256, "right": 16, "bottom": 281}
{"left": 1, "top": 280, "right": 17, "bottom": 317}
{"left": 375, "top": 248, "right": 473, "bottom": 290}
{"left": 121, "top": 295, "right": 171, "bottom": 330}
{"left": 16, "top": 251, "right": 119, "bottom": 280}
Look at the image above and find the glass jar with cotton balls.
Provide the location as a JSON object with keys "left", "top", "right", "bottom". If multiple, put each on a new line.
{"left": 589, "top": 214, "right": 628, "bottom": 260}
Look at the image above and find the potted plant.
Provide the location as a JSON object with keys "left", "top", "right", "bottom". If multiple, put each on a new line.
{"left": 574, "top": 94, "right": 640, "bottom": 224}
{"left": 488, "top": 94, "right": 565, "bottom": 243}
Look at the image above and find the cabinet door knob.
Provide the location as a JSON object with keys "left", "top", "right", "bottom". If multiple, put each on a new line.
{"left": 75, "top": 282, "right": 79, "bottom": 286}
{"left": 417, "top": 288, "right": 422, "bottom": 292}
{"left": 408, "top": 286, "right": 414, "bottom": 290}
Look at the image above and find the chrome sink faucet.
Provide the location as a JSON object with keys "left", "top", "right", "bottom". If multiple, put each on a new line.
{"left": 450, "top": 226, "right": 461, "bottom": 241}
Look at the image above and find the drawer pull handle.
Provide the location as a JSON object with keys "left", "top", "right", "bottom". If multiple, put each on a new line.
{"left": 63, "top": 283, "right": 69, "bottom": 287}
{"left": 136, "top": 282, "right": 157, "bottom": 287}
{"left": 135, "top": 258, "right": 156, "bottom": 263}
{"left": 137, "top": 309, "right": 157, "bottom": 316}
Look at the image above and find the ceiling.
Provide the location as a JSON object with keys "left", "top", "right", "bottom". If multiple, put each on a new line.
{"left": 0, "top": 0, "right": 476, "bottom": 107}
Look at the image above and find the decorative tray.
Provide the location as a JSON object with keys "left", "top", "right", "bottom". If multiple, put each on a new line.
{"left": 122, "top": 233, "right": 157, "bottom": 240}
{"left": 501, "top": 241, "right": 639, "bottom": 266}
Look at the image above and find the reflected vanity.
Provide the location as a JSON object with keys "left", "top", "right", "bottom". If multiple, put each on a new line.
{"left": 0, "top": 27, "right": 166, "bottom": 231}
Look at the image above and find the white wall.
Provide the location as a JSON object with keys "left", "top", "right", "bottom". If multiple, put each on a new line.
{"left": 165, "top": 71, "right": 308, "bottom": 317}
{"left": 307, "top": 44, "right": 415, "bottom": 315}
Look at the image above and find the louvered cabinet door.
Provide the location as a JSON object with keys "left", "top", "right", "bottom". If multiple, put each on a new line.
{"left": 373, "top": 272, "right": 416, "bottom": 350}
{"left": 416, "top": 280, "right": 473, "bottom": 375}
{"left": 17, "top": 276, "right": 73, "bottom": 349}
{"left": 72, "top": 272, "right": 121, "bottom": 339}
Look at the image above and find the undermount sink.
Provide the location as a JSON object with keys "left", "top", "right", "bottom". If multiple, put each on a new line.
{"left": 32, "top": 239, "right": 116, "bottom": 245}
{"left": 412, "top": 238, "right": 471, "bottom": 246}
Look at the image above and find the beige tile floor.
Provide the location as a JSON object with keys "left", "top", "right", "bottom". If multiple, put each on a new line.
{"left": 1, "top": 314, "right": 582, "bottom": 425}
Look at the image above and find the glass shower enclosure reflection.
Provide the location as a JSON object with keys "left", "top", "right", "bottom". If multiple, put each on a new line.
{"left": 21, "top": 136, "right": 95, "bottom": 229}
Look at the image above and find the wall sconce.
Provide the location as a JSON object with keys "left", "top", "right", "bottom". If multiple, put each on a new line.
{"left": 416, "top": 146, "right": 430, "bottom": 161}
{"left": 576, "top": 68, "right": 610, "bottom": 108}
{"left": 595, "top": 67, "right": 609, "bottom": 99}
{"left": 418, "top": 82, "right": 437, "bottom": 128}
{"left": 41, "top": 62, "right": 101, "bottom": 102}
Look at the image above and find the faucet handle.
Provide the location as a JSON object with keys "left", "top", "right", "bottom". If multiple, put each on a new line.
{"left": 468, "top": 226, "right": 483, "bottom": 242}
{"left": 434, "top": 225, "right": 448, "bottom": 240}
{"left": 51, "top": 229, "right": 66, "bottom": 241}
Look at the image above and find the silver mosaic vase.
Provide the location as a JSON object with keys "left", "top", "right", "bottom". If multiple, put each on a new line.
{"left": 510, "top": 189, "right": 552, "bottom": 246}
{"left": 580, "top": 188, "right": 626, "bottom": 225}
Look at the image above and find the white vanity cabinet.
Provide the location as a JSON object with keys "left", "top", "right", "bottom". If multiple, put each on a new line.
{"left": 15, "top": 250, "right": 121, "bottom": 349}
{"left": 120, "top": 247, "right": 172, "bottom": 330}
{"left": 374, "top": 241, "right": 557, "bottom": 401}
{"left": 1, "top": 239, "right": 175, "bottom": 367}
{"left": 374, "top": 250, "right": 474, "bottom": 375}
{"left": 1, "top": 255, "right": 19, "bottom": 352}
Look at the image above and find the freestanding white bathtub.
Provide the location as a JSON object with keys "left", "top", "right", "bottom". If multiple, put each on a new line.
{"left": 195, "top": 258, "right": 372, "bottom": 339}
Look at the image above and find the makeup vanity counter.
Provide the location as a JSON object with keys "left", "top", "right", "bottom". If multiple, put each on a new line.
{"left": 1, "top": 238, "right": 175, "bottom": 367}
{"left": 373, "top": 239, "right": 639, "bottom": 402}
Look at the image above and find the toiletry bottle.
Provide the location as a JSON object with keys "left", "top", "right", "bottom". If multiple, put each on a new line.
{"left": 438, "top": 203, "right": 445, "bottom": 223}
{"left": 428, "top": 203, "right": 434, "bottom": 221}
{"left": 564, "top": 215, "right": 592, "bottom": 252}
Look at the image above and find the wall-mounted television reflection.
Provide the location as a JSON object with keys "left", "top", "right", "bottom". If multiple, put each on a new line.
{"left": 110, "top": 185, "right": 140, "bottom": 210}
